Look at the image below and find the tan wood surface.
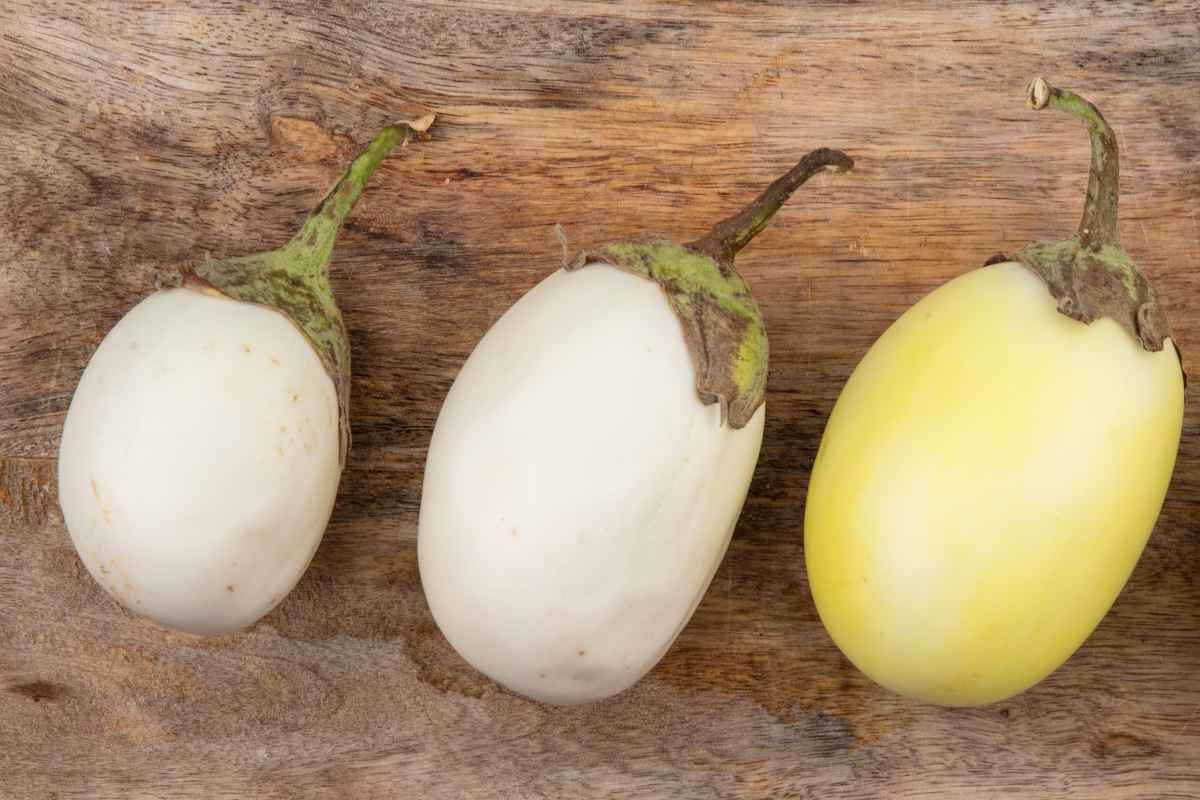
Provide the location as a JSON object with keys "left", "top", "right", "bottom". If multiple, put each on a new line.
{"left": 2, "top": 2, "right": 1199, "bottom": 797}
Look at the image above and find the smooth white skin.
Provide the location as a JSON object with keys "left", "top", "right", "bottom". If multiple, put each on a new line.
{"left": 419, "top": 264, "right": 765, "bottom": 704}
{"left": 59, "top": 288, "right": 341, "bottom": 635}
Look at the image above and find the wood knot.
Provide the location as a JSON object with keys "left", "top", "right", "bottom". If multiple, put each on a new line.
{"left": 8, "top": 680, "right": 67, "bottom": 703}
{"left": 270, "top": 117, "right": 339, "bottom": 162}
{"left": 1090, "top": 732, "right": 1162, "bottom": 761}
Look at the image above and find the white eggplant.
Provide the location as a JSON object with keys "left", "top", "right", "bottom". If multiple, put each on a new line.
{"left": 419, "top": 149, "right": 853, "bottom": 703}
{"left": 59, "top": 116, "right": 435, "bottom": 634}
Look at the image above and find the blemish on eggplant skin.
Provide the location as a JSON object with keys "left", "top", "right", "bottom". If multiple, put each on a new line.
{"left": 91, "top": 479, "right": 114, "bottom": 524}
{"left": 9, "top": 681, "right": 66, "bottom": 702}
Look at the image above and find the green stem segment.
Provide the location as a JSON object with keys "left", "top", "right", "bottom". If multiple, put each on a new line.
{"left": 568, "top": 147, "right": 854, "bottom": 428}
{"left": 289, "top": 115, "right": 435, "bottom": 277}
{"left": 1015, "top": 78, "right": 1175, "bottom": 358}
{"left": 184, "top": 114, "right": 436, "bottom": 465}
{"left": 1026, "top": 77, "right": 1120, "bottom": 251}
{"left": 690, "top": 148, "right": 854, "bottom": 268}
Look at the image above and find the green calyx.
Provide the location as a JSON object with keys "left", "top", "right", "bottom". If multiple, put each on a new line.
{"left": 568, "top": 148, "right": 853, "bottom": 428}
{"left": 182, "top": 114, "right": 436, "bottom": 466}
{"left": 1014, "top": 78, "right": 1173, "bottom": 354}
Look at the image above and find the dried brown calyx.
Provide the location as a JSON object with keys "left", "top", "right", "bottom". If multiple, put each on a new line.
{"left": 1014, "top": 78, "right": 1176, "bottom": 361}
{"left": 567, "top": 148, "right": 853, "bottom": 429}
{"left": 181, "top": 115, "right": 436, "bottom": 466}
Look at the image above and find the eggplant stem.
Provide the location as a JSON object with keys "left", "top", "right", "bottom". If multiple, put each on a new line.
{"left": 689, "top": 148, "right": 853, "bottom": 267}
{"left": 1027, "top": 77, "right": 1119, "bottom": 251}
{"left": 290, "top": 114, "right": 436, "bottom": 275}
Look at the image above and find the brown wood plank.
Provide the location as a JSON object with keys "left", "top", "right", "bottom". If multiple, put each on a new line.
{"left": 2, "top": 1, "right": 1199, "bottom": 797}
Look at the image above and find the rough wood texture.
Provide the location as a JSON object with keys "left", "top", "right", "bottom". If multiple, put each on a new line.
{"left": 2, "top": 2, "right": 1199, "bottom": 797}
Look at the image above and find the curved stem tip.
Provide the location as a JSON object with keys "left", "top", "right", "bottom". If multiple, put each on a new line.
{"left": 1027, "top": 77, "right": 1119, "bottom": 251}
{"left": 291, "top": 114, "right": 436, "bottom": 274}
{"left": 689, "top": 148, "right": 854, "bottom": 266}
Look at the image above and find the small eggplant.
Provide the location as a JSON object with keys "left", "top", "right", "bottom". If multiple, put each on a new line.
{"left": 805, "top": 80, "right": 1183, "bottom": 706}
{"left": 58, "top": 116, "right": 435, "bottom": 634}
{"left": 419, "top": 148, "right": 853, "bottom": 704}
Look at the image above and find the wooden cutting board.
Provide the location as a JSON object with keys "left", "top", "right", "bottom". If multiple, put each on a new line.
{"left": 2, "top": 2, "right": 1198, "bottom": 797}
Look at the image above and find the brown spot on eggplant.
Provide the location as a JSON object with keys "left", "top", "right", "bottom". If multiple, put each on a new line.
{"left": 91, "top": 478, "right": 113, "bottom": 524}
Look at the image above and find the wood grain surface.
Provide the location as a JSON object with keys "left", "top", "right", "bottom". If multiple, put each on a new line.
{"left": 2, "top": 2, "right": 1200, "bottom": 797}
